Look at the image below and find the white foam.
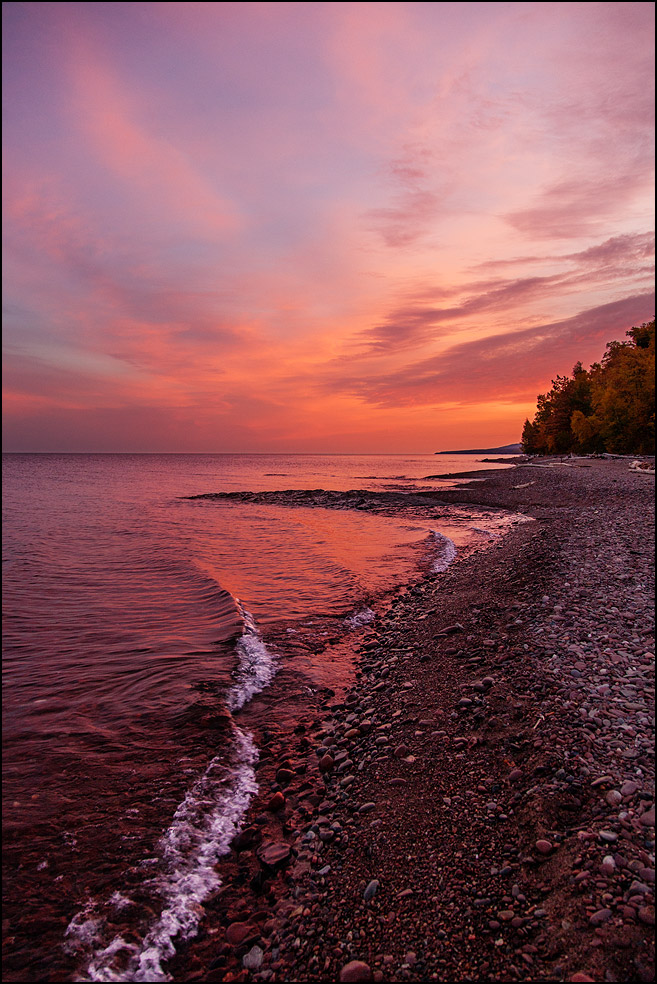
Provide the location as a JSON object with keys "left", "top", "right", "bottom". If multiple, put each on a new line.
{"left": 64, "top": 904, "right": 104, "bottom": 956}
{"left": 109, "top": 893, "right": 133, "bottom": 912}
{"left": 345, "top": 607, "right": 376, "bottom": 629}
{"left": 430, "top": 530, "right": 458, "bottom": 573}
{"left": 68, "top": 603, "right": 278, "bottom": 980}
{"left": 72, "top": 729, "right": 259, "bottom": 982}
{"left": 227, "top": 603, "right": 278, "bottom": 712}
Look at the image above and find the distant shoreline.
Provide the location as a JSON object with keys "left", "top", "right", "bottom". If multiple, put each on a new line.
{"left": 436, "top": 443, "right": 523, "bottom": 454}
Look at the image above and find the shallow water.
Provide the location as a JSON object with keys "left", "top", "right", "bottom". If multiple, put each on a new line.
{"left": 2, "top": 452, "right": 515, "bottom": 981}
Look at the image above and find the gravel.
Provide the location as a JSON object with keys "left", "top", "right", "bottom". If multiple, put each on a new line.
{"left": 170, "top": 458, "right": 654, "bottom": 984}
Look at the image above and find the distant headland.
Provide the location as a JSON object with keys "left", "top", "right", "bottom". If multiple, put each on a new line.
{"left": 435, "top": 443, "right": 523, "bottom": 454}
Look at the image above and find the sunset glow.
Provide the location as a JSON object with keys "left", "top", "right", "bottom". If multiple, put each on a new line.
{"left": 3, "top": 1, "right": 654, "bottom": 452}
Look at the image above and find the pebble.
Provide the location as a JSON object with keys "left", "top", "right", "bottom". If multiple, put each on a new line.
{"left": 589, "top": 908, "right": 613, "bottom": 926}
{"left": 363, "top": 879, "right": 380, "bottom": 901}
{"left": 621, "top": 780, "right": 639, "bottom": 797}
{"left": 242, "top": 945, "right": 264, "bottom": 970}
{"left": 535, "top": 839, "right": 553, "bottom": 855}
{"left": 257, "top": 842, "right": 292, "bottom": 868}
{"left": 340, "top": 960, "right": 373, "bottom": 982}
{"left": 226, "top": 922, "right": 256, "bottom": 945}
{"left": 267, "top": 791, "right": 285, "bottom": 812}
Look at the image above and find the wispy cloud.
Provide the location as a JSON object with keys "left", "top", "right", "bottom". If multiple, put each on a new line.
{"left": 321, "top": 293, "right": 655, "bottom": 408}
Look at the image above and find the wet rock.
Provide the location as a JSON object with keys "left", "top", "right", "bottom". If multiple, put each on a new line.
{"left": 535, "top": 839, "right": 553, "bottom": 855}
{"left": 198, "top": 707, "right": 233, "bottom": 731}
{"left": 340, "top": 959, "right": 373, "bottom": 981}
{"left": 226, "top": 921, "right": 258, "bottom": 945}
{"left": 319, "top": 754, "right": 334, "bottom": 773}
{"left": 276, "top": 768, "right": 295, "bottom": 786}
{"left": 231, "top": 826, "right": 262, "bottom": 851}
{"left": 257, "top": 842, "right": 292, "bottom": 869}
{"left": 267, "top": 792, "right": 285, "bottom": 812}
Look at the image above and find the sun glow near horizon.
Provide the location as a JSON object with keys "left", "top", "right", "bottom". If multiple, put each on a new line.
{"left": 2, "top": 1, "right": 654, "bottom": 453}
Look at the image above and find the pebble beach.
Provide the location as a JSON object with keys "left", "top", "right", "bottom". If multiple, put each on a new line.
{"left": 162, "top": 457, "right": 655, "bottom": 984}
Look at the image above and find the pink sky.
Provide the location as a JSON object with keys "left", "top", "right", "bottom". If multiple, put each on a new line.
{"left": 2, "top": 1, "right": 654, "bottom": 452}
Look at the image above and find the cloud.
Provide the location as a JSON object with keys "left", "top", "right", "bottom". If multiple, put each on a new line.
{"left": 505, "top": 173, "right": 654, "bottom": 241}
{"left": 358, "top": 230, "right": 655, "bottom": 354}
{"left": 320, "top": 292, "right": 655, "bottom": 407}
{"left": 64, "top": 37, "right": 241, "bottom": 242}
{"left": 566, "top": 232, "right": 655, "bottom": 267}
{"left": 473, "top": 232, "right": 655, "bottom": 273}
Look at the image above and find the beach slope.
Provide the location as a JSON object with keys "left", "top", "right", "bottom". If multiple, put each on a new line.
{"left": 174, "top": 458, "right": 654, "bottom": 984}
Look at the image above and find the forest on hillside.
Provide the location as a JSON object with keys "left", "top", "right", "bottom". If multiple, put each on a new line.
{"left": 521, "top": 320, "right": 655, "bottom": 456}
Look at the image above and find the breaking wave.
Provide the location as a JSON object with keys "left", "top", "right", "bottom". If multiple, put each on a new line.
{"left": 430, "top": 530, "right": 458, "bottom": 573}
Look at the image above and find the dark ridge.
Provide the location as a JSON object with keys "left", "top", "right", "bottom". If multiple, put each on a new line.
{"left": 436, "top": 442, "right": 523, "bottom": 454}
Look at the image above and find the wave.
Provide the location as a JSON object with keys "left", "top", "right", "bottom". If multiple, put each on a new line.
{"left": 227, "top": 602, "right": 278, "bottom": 711}
{"left": 345, "top": 607, "right": 376, "bottom": 629}
{"left": 430, "top": 530, "right": 458, "bottom": 573}
{"left": 68, "top": 602, "right": 277, "bottom": 981}
{"left": 68, "top": 731, "right": 259, "bottom": 982}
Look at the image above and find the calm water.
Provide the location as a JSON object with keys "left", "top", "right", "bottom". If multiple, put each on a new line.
{"left": 2, "top": 453, "right": 514, "bottom": 981}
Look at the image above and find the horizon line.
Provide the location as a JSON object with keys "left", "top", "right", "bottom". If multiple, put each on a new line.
{"left": 1, "top": 447, "right": 519, "bottom": 456}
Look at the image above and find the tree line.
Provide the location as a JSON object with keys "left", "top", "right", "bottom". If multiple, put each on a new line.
{"left": 521, "top": 319, "right": 655, "bottom": 455}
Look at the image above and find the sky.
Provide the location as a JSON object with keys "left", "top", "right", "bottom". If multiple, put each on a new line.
{"left": 2, "top": 1, "right": 655, "bottom": 453}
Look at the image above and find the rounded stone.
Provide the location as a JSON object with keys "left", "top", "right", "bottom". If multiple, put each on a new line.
{"left": 589, "top": 908, "right": 613, "bottom": 926}
{"left": 535, "top": 839, "right": 552, "bottom": 855}
{"left": 340, "top": 960, "right": 373, "bottom": 982}
{"left": 242, "top": 945, "right": 264, "bottom": 970}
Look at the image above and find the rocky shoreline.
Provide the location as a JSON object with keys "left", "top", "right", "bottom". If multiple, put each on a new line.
{"left": 170, "top": 458, "right": 654, "bottom": 984}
